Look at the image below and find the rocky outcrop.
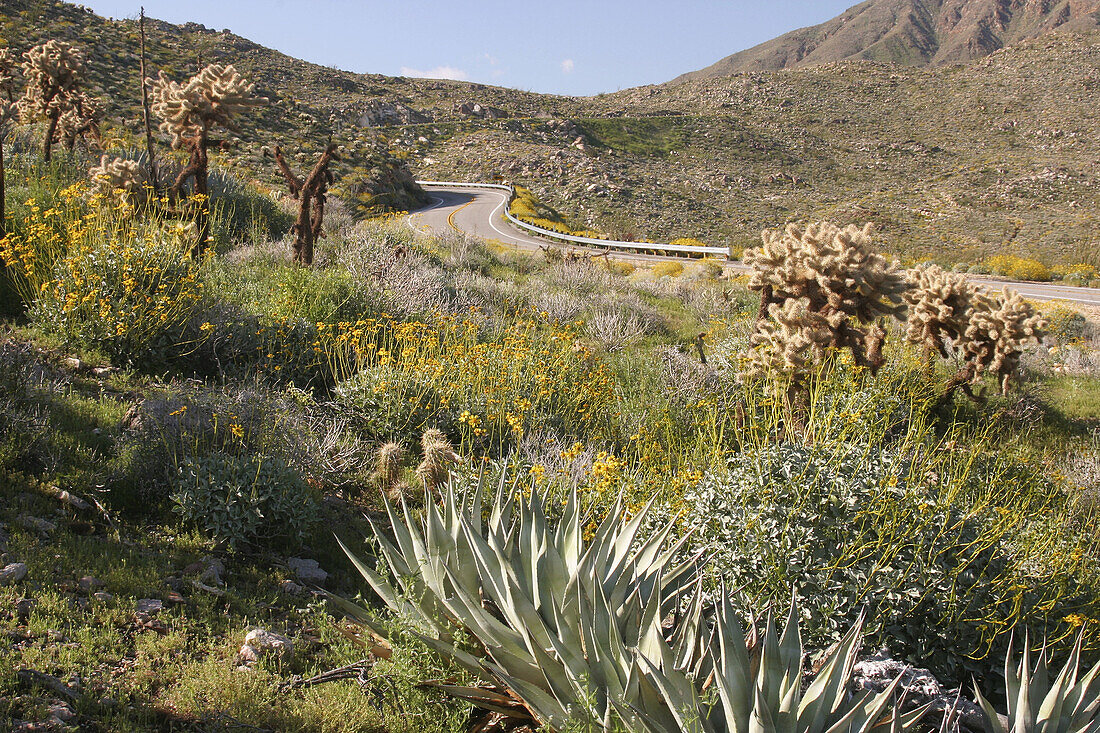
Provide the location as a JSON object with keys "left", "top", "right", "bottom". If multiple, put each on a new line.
{"left": 358, "top": 99, "right": 428, "bottom": 127}
{"left": 452, "top": 101, "right": 508, "bottom": 119}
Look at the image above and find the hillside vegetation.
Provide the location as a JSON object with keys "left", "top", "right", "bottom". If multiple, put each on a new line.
{"left": 1, "top": 1, "right": 1098, "bottom": 272}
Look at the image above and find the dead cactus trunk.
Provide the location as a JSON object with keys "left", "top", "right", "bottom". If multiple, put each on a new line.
{"left": 274, "top": 142, "right": 338, "bottom": 266}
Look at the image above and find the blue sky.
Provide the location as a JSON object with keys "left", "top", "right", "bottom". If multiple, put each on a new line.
{"left": 82, "top": 1, "right": 858, "bottom": 96}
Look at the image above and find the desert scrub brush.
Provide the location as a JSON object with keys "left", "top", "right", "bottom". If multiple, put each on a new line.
{"left": 415, "top": 428, "right": 459, "bottom": 492}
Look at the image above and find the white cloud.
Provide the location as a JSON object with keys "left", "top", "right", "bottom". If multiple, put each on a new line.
{"left": 561, "top": 58, "right": 575, "bottom": 73}
{"left": 483, "top": 52, "right": 499, "bottom": 66}
{"left": 399, "top": 65, "right": 469, "bottom": 81}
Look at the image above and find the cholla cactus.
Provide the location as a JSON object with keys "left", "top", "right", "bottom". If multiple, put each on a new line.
{"left": 88, "top": 155, "right": 149, "bottom": 204}
{"left": 744, "top": 221, "right": 906, "bottom": 381}
{"left": 55, "top": 90, "right": 100, "bottom": 151}
{"left": 748, "top": 298, "right": 834, "bottom": 380}
{"left": 149, "top": 64, "right": 267, "bottom": 254}
{"left": 904, "top": 264, "right": 975, "bottom": 358}
{"left": 149, "top": 64, "right": 266, "bottom": 149}
{"left": 0, "top": 48, "right": 18, "bottom": 102}
{"left": 0, "top": 48, "right": 19, "bottom": 236}
{"left": 17, "top": 40, "right": 86, "bottom": 162}
{"left": 963, "top": 289, "right": 1045, "bottom": 394}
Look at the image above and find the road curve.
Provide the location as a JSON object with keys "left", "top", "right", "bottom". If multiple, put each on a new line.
{"left": 407, "top": 184, "right": 1100, "bottom": 308}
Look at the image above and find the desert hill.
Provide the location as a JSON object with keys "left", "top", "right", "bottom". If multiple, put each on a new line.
{"left": 673, "top": 0, "right": 1100, "bottom": 82}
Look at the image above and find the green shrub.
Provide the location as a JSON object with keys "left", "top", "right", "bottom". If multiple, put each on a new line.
{"left": 334, "top": 362, "right": 451, "bottom": 442}
{"left": 1043, "top": 303, "right": 1088, "bottom": 343}
{"left": 678, "top": 442, "right": 1093, "bottom": 686}
{"left": 170, "top": 451, "right": 318, "bottom": 551}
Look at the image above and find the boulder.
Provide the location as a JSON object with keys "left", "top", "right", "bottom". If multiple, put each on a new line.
{"left": 287, "top": 557, "right": 328, "bottom": 585}
{"left": 852, "top": 651, "right": 986, "bottom": 732}
{"left": 238, "top": 628, "right": 294, "bottom": 666}
{"left": 0, "top": 562, "right": 28, "bottom": 586}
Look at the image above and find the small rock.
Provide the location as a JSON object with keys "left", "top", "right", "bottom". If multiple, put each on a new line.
{"left": 47, "top": 701, "right": 77, "bottom": 723}
{"left": 17, "top": 515, "right": 56, "bottom": 535}
{"left": 278, "top": 579, "right": 305, "bottom": 596}
{"left": 0, "top": 562, "right": 28, "bottom": 586}
{"left": 93, "top": 591, "right": 114, "bottom": 603}
{"left": 287, "top": 557, "right": 328, "bottom": 585}
{"left": 63, "top": 357, "right": 84, "bottom": 371}
{"left": 136, "top": 598, "right": 164, "bottom": 615}
{"left": 78, "top": 576, "right": 102, "bottom": 592}
{"left": 238, "top": 628, "right": 294, "bottom": 666}
{"left": 166, "top": 590, "right": 186, "bottom": 604}
{"left": 46, "top": 630, "right": 67, "bottom": 643}
{"left": 199, "top": 557, "right": 225, "bottom": 586}
{"left": 15, "top": 598, "right": 36, "bottom": 622}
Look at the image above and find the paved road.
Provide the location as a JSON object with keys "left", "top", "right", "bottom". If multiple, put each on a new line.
{"left": 409, "top": 184, "right": 1100, "bottom": 307}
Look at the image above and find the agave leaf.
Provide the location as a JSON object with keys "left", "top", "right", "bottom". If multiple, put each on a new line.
{"left": 417, "top": 682, "right": 534, "bottom": 719}
{"left": 637, "top": 654, "right": 714, "bottom": 733}
{"left": 975, "top": 681, "right": 1011, "bottom": 733}
{"left": 483, "top": 660, "right": 574, "bottom": 729}
{"left": 714, "top": 594, "right": 754, "bottom": 733}
{"left": 407, "top": 628, "right": 493, "bottom": 681}
{"left": 336, "top": 535, "right": 402, "bottom": 612}
{"left": 798, "top": 612, "right": 865, "bottom": 733}
{"left": 1036, "top": 639, "right": 1078, "bottom": 733}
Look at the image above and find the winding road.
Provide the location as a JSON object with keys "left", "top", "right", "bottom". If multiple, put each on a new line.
{"left": 408, "top": 184, "right": 1100, "bottom": 308}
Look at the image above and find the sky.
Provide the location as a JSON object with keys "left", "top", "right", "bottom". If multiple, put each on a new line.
{"left": 80, "top": 1, "right": 859, "bottom": 96}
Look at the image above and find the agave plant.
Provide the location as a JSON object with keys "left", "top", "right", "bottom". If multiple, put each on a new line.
{"left": 336, "top": 476, "right": 928, "bottom": 733}
{"left": 629, "top": 594, "right": 928, "bottom": 733}
{"left": 335, "top": 475, "right": 702, "bottom": 730}
{"left": 974, "top": 633, "right": 1100, "bottom": 733}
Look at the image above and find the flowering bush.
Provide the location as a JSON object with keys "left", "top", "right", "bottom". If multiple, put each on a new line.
{"left": 332, "top": 314, "right": 620, "bottom": 454}
{"left": 984, "top": 254, "right": 1052, "bottom": 282}
{"left": 1, "top": 186, "right": 207, "bottom": 367}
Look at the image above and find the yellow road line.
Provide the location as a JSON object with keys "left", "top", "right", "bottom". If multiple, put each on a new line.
{"left": 447, "top": 200, "right": 474, "bottom": 232}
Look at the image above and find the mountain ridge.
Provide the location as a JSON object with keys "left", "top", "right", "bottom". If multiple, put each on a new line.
{"left": 673, "top": 0, "right": 1100, "bottom": 83}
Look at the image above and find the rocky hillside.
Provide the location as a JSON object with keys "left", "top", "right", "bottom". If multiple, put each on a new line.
{"left": 2, "top": 1, "right": 1099, "bottom": 266}
{"left": 673, "top": 0, "right": 1100, "bottom": 81}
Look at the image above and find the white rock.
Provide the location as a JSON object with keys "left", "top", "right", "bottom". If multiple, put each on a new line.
{"left": 0, "top": 562, "right": 28, "bottom": 585}
{"left": 239, "top": 628, "right": 294, "bottom": 665}
{"left": 287, "top": 557, "right": 328, "bottom": 584}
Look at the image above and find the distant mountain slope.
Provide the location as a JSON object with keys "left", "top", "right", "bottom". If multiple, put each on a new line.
{"left": 673, "top": 0, "right": 1100, "bottom": 82}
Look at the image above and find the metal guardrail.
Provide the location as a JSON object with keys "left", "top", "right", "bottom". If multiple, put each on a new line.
{"left": 416, "top": 180, "right": 732, "bottom": 258}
